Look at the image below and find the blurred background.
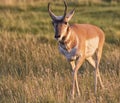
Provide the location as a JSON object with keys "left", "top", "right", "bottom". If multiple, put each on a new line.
{"left": 0, "top": 0, "right": 120, "bottom": 5}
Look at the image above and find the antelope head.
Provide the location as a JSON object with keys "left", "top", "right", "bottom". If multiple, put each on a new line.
{"left": 48, "top": 1, "right": 75, "bottom": 42}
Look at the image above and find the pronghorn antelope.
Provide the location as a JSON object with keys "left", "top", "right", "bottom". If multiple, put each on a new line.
{"left": 48, "top": 1, "right": 105, "bottom": 98}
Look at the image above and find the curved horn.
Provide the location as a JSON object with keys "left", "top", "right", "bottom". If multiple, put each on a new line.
{"left": 62, "top": 0, "right": 67, "bottom": 20}
{"left": 48, "top": 3, "right": 57, "bottom": 20}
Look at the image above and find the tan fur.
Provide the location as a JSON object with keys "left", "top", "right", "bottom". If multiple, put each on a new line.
{"left": 68, "top": 24, "right": 105, "bottom": 57}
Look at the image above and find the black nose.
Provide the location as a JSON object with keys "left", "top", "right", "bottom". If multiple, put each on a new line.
{"left": 55, "top": 35, "right": 60, "bottom": 38}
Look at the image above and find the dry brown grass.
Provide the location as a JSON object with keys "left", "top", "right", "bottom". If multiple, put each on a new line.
{"left": 0, "top": 33, "right": 120, "bottom": 103}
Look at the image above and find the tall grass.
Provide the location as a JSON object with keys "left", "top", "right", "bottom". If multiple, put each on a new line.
{"left": 0, "top": 33, "right": 120, "bottom": 103}
{"left": 0, "top": 1, "right": 120, "bottom": 103}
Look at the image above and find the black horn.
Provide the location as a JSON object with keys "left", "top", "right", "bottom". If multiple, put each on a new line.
{"left": 62, "top": 0, "right": 67, "bottom": 20}
{"left": 48, "top": 1, "right": 68, "bottom": 21}
{"left": 48, "top": 2, "right": 57, "bottom": 20}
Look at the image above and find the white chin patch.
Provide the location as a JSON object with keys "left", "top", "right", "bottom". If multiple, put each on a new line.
{"left": 57, "top": 38, "right": 61, "bottom": 42}
{"left": 55, "top": 36, "right": 63, "bottom": 42}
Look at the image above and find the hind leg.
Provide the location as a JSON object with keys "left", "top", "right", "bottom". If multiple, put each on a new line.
{"left": 96, "top": 48, "right": 104, "bottom": 89}
{"left": 86, "top": 56, "right": 104, "bottom": 94}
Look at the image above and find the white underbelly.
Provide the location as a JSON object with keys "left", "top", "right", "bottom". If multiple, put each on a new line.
{"left": 85, "top": 37, "right": 99, "bottom": 57}
{"left": 59, "top": 46, "right": 77, "bottom": 61}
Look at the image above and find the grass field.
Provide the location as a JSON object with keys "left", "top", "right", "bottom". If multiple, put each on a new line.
{"left": 0, "top": 1, "right": 120, "bottom": 103}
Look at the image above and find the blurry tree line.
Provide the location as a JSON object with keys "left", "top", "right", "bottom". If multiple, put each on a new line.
{"left": 103, "top": 0, "right": 120, "bottom": 2}
{"left": 0, "top": 0, "right": 120, "bottom": 5}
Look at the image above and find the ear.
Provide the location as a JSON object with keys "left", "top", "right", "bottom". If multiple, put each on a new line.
{"left": 64, "top": 8, "right": 75, "bottom": 22}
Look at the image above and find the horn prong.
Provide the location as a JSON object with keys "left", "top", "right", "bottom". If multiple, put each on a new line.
{"left": 62, "top": 0, "right": 67, "bottom": 20}
{"left": 48, "top": 1, "right": 68, "bottom": 21}
{"left": 48, "top": 2, "right": 56, "bottom": 20}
